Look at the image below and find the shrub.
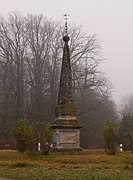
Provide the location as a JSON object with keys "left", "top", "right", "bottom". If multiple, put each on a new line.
{"left": 103, "top": 120, "right": 118, "bottom": 155}
{"left": 16, "top": 119, "right": 34, "bottom": 152}
{"left": 34, "top": 122, "right": 53, "bottom": 154}
{"left": 16, "top": 119, "right": 53, "bottom": 154}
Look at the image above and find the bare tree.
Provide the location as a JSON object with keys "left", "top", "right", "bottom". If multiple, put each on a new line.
{"left": 0, "top": 13, "right": 28, "bottom": 120}
{"left": 25, "top": 15, "right": 62, "bottom": 122}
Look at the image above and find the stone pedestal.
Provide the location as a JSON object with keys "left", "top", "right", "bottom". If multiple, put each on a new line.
{"left": 52, "top": 116, "right": 82, "bottom": 151}
{"left": 52, "top": 127, "right": 82, "bottom": 151}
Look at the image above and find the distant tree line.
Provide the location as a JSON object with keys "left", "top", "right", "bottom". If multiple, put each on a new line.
{"left": 120, "top": 94, "right": 133, "bottom": 116}
{"left": 102, "top": 113, "right": 133, "bottom": 155}
{"left": 118, "top": 113, "right": 133, "bottom": 152}
{"left": 0, "top": 12, "right": 118, "bottom": 149}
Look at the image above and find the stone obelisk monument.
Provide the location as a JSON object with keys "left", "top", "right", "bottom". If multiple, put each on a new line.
{"left": 52, "top": 15, "right": 82, "bottom": 151}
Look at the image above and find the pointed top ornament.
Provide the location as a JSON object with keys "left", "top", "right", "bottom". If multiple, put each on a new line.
{"left": 64, "top": 14, "right": 70, "bottom": 42}
{"left": 64, "top": 14, "right": 69, "bottom": 34}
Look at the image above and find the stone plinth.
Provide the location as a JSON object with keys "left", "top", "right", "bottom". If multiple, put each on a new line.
{"left": 52, "top": 116, "right": 82, "bottom": 151}
{"left": 52, "top": 128, "right": 82, "bottom": 151}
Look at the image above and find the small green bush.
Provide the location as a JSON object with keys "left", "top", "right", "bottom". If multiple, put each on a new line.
{"left": 103, "top": 120, "right": 118, "bottom": 155}
{"left": 16, "top": 119, "right": 33, "bottom": 152}
{"left": 16, "top": 119, "right": 53, "bottom": 154}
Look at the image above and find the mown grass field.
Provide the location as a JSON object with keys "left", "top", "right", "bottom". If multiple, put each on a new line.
{"left": 0, "top": 150, "right": 133, "bottom": 179}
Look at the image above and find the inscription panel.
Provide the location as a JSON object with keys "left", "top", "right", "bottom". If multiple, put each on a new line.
{"left": 59, "top": 131, "right": 79, "bottom": 144}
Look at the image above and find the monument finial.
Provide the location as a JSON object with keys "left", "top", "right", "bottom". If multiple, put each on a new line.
{"left": 64, "top": 13, "right": 69, "bottom": 35}
{"left": 63, "top": 14, "right": 70, "bottom": 42}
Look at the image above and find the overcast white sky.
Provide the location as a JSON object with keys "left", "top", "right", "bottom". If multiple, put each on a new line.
{"left": 0, "top": 0, "right": 133, "bottom": 104}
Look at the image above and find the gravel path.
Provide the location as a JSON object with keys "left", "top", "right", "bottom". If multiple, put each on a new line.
{"left": 0, "top": 178, "right": 12, "bottom": 180}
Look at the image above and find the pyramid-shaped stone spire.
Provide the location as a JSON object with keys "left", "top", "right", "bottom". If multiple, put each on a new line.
{"left": 58, "top": 35, "right": 72, "bottom": 106}
{"left": 55, "top": 35, "right": 77, "bottom": 119}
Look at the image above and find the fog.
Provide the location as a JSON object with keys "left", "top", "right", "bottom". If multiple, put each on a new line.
{"left": 0, "top": 0, "right": 133, "bottom": 104}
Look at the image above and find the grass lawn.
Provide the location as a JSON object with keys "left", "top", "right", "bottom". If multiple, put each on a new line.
{"left": 0, "top": 150, "right": 133, "bottom": 179}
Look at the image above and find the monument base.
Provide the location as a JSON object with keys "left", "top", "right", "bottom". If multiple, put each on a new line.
{"left": 52, "top": 125, "right": 82, "bottom": 151}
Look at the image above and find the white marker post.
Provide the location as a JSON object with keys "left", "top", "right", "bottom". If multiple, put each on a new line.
{"left": 120, "top": 143, "right": 123, "bottom": 152}
{"left": 38, "top": 142, "right": 41, "bottom": 151}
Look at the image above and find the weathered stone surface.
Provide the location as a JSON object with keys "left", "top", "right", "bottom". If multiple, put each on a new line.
{"left": 55, "top": 116, "right": 78, "bottom": 126}
{"left": 59, "top": 131, "right": 79, "bottom": 144}
{"left": 53, "top": 128, "right": 81, "bottom": 150}
{"left": 56, "top": 35, "right": 77, "bottom": 119}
